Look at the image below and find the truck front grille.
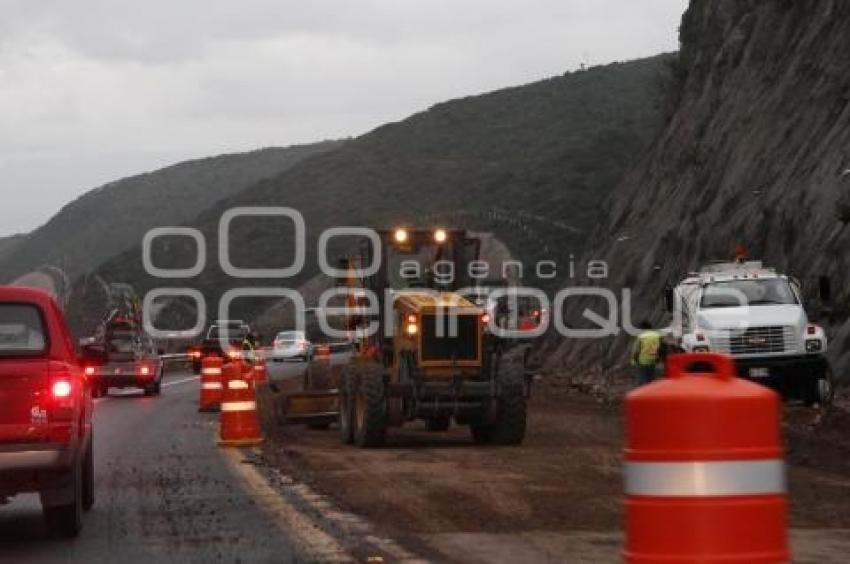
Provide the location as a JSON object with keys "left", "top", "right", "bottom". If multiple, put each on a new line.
{"left": 420, "top": 314, "right": 479, "bottom": 362}
{"left": 711, "top": 326, "right": 793, "bottom": 355}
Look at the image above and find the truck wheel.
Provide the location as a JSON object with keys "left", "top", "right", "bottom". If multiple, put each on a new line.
{"left": 807, "top": 365, "right": 835, "bottom": 408}
{"left": 82, "top": 435, "right": 94, "bottom": 511}
{"left": 43, "top": 455, "right": 83, "bottom": 537}
{"left": 353, "top": 365, "right": 387, "bottom": 448}
{"left": 426, "top": 417, "right": 451, "bottom": 432}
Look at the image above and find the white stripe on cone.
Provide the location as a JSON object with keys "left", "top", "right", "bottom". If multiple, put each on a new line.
{"left": 202, "top": 368, "right": 222, "bottom": 375}
{"left": 625, "top": 459, "right": 786, "bottom": 497}
{"left": 227, "top": 380, "right": 250, "bottom": 390}
{"left": 202, "top": 382, "right": 223, "bottom": 390}
{"left": 221, "top": 401, "right": 257, "bottom": 412}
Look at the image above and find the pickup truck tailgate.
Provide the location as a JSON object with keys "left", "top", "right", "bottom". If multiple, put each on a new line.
{"left": 0, "top": 358, "right": 49, "bottom": 442}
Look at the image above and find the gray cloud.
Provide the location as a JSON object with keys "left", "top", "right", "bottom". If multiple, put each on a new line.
{"left": 0, "top": 0, "right": 688, "bottom": 236}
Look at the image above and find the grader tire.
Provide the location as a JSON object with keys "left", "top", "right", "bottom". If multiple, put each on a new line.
{"left": 353, "top": 364, "right": 387, "bottom": 448}
{"left": 470, "top": 360, "right": 527, "bottom": 446}
{"left": 338, "top": 372, "right": 355, "bottom": 444}
{"left": 491, "top": 373, "right": 527, "bottom": 445}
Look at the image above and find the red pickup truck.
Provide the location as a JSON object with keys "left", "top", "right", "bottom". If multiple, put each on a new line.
{"left": 0, "top": 286, "right": 94, "bottom": 537}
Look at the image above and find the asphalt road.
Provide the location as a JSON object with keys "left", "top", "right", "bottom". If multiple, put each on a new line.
{"left": 0, "top": 366, "right": 313, "bottom": 563}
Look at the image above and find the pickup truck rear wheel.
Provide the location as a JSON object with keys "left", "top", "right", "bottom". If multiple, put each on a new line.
{"left": 43, "top": 455, "right": 83, "bottom": 537}
{"left": 82, "top": 435, "right": 94, "bottom": 511}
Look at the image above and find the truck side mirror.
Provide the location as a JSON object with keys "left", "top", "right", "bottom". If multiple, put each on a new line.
{"left": 664, "top": 285, "right": 674, "bottom": 313}
{"left": 819, "top": 276, "right": 832, "bottom": 304}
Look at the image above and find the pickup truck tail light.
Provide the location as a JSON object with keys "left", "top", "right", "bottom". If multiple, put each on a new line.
{"left": 52, "top": 380, "right": 72, "bottom": 398}
{"left": 49, "top": 371, "right": 77, "bottom": 421}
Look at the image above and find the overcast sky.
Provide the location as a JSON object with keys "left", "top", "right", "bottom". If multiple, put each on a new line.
{"left": 0, "top": 0, "right": 688, "bottom": 237}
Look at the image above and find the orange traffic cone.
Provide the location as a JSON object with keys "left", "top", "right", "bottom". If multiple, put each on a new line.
{"left": 241, "top": 359, "right": 255, "bottom": 384}
{"left": 253, "top": 357, "right": 267, "bottom": 384}
{"left": 218, "top": 361, "right": 263, "bottom": 447}
{"left": 198, "top": 356, "right": 223, "bottom": 412}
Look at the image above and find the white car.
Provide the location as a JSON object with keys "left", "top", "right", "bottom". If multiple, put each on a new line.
{"left": 270, "top": 331, "right": 313, "bottom": 362}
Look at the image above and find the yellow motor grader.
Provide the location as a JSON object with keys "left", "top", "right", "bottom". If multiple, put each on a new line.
{"left": 334, "top": 228, "right": 530, "bottom": 447}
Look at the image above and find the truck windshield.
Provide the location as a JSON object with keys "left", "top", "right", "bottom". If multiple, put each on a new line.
{"left": 0, "top": 303, "right": 47, "bottom": 356}
{"left": 700, "top": 279, "right": 798, "bottom": 308}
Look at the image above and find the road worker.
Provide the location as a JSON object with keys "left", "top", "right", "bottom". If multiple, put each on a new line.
{"left": 242, "top": 332, "right": 257, "bottom": 364}
{"left": 631, "top": 320, "right": 662, "bottom": 385}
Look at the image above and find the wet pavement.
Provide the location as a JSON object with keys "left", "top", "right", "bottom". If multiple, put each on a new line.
{"left": 0, "top": 368, "right": 308, "bottom": 563}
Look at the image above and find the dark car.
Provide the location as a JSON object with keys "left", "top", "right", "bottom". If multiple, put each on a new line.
{"left": 0, "top": 286, "right": 95, "bottom": 537}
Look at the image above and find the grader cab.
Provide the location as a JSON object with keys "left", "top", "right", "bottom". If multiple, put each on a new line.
{"left": 335, "top": 228, "right": 530, "bottom": 447}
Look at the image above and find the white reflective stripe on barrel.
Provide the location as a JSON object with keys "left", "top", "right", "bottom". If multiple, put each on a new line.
{"left": 625, "top": 459, "right": 786, "bottom": 496}
{"left": 201, "top": 382, "right": 222, "bottom": 390}
{"left": 201, "top": 368, "right": 222, "bottom": 375}
{"left": 227, "top": 380, "right": 249, "bottom": 390}
{"left": 221, "top": 401, "right": 256, "bottom": 412}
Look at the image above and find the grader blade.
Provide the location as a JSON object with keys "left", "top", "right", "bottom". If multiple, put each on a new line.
{"left": 279, "top": 389, "right": 339, "bottom": 425}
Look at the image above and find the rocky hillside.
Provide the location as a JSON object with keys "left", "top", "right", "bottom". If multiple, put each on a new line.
{"left": 552, "top": 0, "right": 850, "bottom": 381}
{"left": 0, "top": 142, "right": 342, "bottom": 283}
{"left": 72, "top": 55, "right": 671, "bottom": 336}
{"left": 0, "top": 234, "right": 25, "bottom": 263}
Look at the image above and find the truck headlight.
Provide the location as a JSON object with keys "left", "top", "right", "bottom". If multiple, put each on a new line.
{"left": 805, "top": 340, "right": 822, "bottom": 353}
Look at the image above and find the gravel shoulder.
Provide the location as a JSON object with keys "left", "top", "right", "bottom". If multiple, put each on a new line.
{"left": 260, "top": 388, "right": 850, "bottom": 562}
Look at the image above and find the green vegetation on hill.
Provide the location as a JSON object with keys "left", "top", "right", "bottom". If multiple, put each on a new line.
{"left": 0, "top": 141, "right": 343, "bottom": 283}
{"left": 73, "top": 55, "right": 672, "bottom": 335}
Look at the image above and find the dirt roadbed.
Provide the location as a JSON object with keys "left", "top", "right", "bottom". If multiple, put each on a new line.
{"left": 260, "top": 390, "right": 850, "bottom": 562}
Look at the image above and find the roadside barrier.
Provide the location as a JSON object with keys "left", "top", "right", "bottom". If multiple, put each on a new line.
{"left": 218, "top": 361, "right": 263, "bottom": 447}
{"left": 198, "top": 356, "right": 223, "bottom": 413}
{"left": 624, "top": 352, "right": 788, "bottom": 562}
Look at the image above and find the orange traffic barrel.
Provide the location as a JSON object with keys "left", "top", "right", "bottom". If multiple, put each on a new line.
{"left": 218, "top": 361, "right": 262, "bottom": 447}
{"left": 624, "top": 352, "right": 788, "bottom": 562}
{"left": 198, "top": 356, "right": 223, "bottom": 412}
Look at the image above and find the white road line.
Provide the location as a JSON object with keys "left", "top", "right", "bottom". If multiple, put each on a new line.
{"left": 162, "top": 375, "right": 200, "bottom": 388}
{"left": 220, "top": 447, "right": 353, "bottom": 563}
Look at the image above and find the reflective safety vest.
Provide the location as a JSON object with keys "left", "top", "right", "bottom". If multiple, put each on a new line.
{"left": 242, "top": 338, "right": 256, "bottom": 363}
{"left": 635, "top": 330, "right": 661, "bottom": 366}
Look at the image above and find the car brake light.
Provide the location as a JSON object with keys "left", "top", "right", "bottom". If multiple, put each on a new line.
{"left": 140, "top": 366, "right": 150, "bottom": 376}
{"left": 806, "top": 325, "right": 816, "bottom": 335}
{"left": 84, "top": 366, "right": 95, "bottom": 376}
{"left": 481, "top": 313, "right": 491, "bottom": 324}
{"left": 52, "top": 380, "right": 72, "bottom": 398}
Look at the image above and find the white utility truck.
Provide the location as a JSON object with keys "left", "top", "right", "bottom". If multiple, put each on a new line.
{"left": 667, "top": 260, "right": 833, "bottom": 405}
